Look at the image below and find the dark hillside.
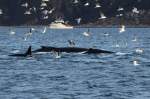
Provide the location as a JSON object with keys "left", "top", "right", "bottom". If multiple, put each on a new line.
{"left": 0, "top": 0, "right": 150, "bottom": 26}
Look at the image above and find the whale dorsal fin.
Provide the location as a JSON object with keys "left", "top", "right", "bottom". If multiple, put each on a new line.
{"left": 25, "top": 46, "right": 32, "bottom": 56}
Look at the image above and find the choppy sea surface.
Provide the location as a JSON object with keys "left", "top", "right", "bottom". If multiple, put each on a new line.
{"left": 0, "top": 27, "right": 150, "bottom": 99}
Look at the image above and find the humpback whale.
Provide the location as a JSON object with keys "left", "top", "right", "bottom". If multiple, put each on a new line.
{"left": 33, "top": 46, "right": 114, "bottom": 54}
{"left": 9, "top": 46, "right": 32, "bottom": 57}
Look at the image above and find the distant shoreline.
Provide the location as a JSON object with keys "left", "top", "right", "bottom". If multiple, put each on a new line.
{"left": 0, "top": 25, "right": 150, "bottom": 28}
{"left": 74, "top": 25, "right": 150, "bottom": 28}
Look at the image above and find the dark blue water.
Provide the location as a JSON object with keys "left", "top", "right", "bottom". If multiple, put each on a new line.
{"left": 0, "top": 27, "right": 150, "bottom": 99}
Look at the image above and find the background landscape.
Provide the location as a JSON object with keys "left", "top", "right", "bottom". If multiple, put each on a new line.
{"left": 0, "top": 0, "right": 150, "bottom": 26}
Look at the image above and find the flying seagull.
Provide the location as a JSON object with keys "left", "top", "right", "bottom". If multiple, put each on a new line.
{"left": 119, "top": 25, "right": 125, "bottom": 33}
{"left": 42, "top": 27, "right": 47, "bottom": 33}
{"left": 0, "top": 9, "right": 3, "bottom": 15}
{"left": 84, "top": 2, "right": 90, "bottom": 6}
{"left": 83, "top": 28, "right": 90, "bottom": 37}
{"left": 73, "top": 0, "right": 79, "bottom": 4}
{"left": 41, "top": 2, "right": 47, "bottom": 7}
{"left": 75, "top": 17, "right": 82, "bottom": 24}
{"left": 117, "top": 7, "right": 124, "bottom": 11}
{"left": 24, "top": 10, "right": 31, "bottom": 15}
{"left": 132, "top": 7, "right": 139, "bottom": 14}
{"left": 99, "top": 13, "right": 107, "bottom": 19}
{"left": 21, "top": 2, "right": 28, "bottom": 8}
{"left": 95, "top": 3, "right": 101, "bottom": 8}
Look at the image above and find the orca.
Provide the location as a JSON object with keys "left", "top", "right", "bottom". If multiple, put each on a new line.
{"left": 9, "top": 46, "right": 32, "bottom": 57}
{"left": 33, "top": 46, "right": 114, "bottom": 54}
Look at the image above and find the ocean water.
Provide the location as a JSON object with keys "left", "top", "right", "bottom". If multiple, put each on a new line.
{"left": 0, "top": 27, "right": 150, "bottom": 99}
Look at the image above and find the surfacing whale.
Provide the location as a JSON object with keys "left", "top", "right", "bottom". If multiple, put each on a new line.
{"left": 33, "top": 46, "right": 114, "bottom": 54}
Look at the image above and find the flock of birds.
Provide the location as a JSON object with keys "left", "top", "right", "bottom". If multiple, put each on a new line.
{"left": 0, "top": 0, "right": 142, "bottom": 24}
{"left": 21, "top": 0, "right": 55, "bottom": 20}
{"left": 7, "top": 24, "right": 143, "bottom": 66}
{"left": 0, "top": 0, "right": 144, "bottom": 66}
